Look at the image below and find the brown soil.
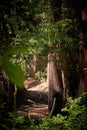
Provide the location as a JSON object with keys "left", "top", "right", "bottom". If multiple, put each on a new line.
{"left": 17, "top": 78, "right": 49, "bottom": 119}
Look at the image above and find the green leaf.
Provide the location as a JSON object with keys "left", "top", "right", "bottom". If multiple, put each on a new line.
{"left": 2, "top": 59, "right": 25, "bottom": 88}
{"left": 5, "top": 45, "right": 30, "bottom": 56}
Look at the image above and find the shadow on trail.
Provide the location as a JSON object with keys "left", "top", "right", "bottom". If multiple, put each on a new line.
{"left": 16, "top": 88, "right": 48, "bottom": 108}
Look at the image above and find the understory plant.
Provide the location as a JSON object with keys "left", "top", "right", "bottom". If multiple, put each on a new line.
{"left": 0, "top": 93, "right": 87, "bottom": 130}
{"left": 41, "top": 92, "right": 87, "bottom": 130}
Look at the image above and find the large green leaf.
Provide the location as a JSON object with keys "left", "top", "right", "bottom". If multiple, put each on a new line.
{"left": 2, "top": 45, "right": 30, "bottom": 56}
{"left": 2, "top": 59, "right": 25, "bottom": 88}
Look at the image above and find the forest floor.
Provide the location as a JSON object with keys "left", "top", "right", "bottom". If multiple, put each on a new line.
{"left": 16, "top": 78, "right": 49, "bottom": 119}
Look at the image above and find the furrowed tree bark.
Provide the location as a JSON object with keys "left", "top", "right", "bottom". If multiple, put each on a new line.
{"left": 47, "top": 53, "right": 63, "bottom": 116}
{"left": 0, "top": 69, "right": 14, "bottom": 111}
{"left": 78, "top": 5, "right": 87, "bottom": 95}
{"left": 48, "top": 0, "right": 63, "bottom": 116}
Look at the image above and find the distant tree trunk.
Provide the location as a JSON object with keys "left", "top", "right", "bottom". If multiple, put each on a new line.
{"left": 78, "top": 6, "right": 87, "bottom": 95}
{"left": 30, "top": 55, "right": 37, "bottom": 78}
{"left": 50, "top": 0, "right": 61, "bottom": 21}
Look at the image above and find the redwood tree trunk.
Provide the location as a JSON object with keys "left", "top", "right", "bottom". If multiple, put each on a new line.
{"left": 47, "top": 53, "right": 63, "bottom": 115}
{"left": 48, "top": 0, "right": 63, "bottom": 116}
{"left": 0, "top": 69, "right": 14, "bottom": 111}
{"left": 78, "top": 6, "right": 87, "bottom": 95}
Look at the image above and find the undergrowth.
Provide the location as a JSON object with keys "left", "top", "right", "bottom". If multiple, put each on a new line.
{"left": 0, "top": 93, "right": 87, "bottom": 130}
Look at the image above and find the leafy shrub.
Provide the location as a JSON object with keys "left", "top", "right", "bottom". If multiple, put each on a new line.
{"left": 62, "top": 93, "right": 87, "bottom": 130}
{"left": 41, "top": 93, "right": 87, "bottom": 130}
{"left": 0, "top": 104, "right": 40, "bottom": 130}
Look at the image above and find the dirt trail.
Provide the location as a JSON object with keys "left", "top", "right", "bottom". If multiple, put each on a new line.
{"left": 17, "top": 78, "right": 49, "bottom": 119}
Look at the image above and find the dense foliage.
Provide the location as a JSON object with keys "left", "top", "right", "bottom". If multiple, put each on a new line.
{"left": 0, "top": 0, "right": 48, "bottom": 86}
{"left": 0, "top": 0, "right": 80, "bottom": 86}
